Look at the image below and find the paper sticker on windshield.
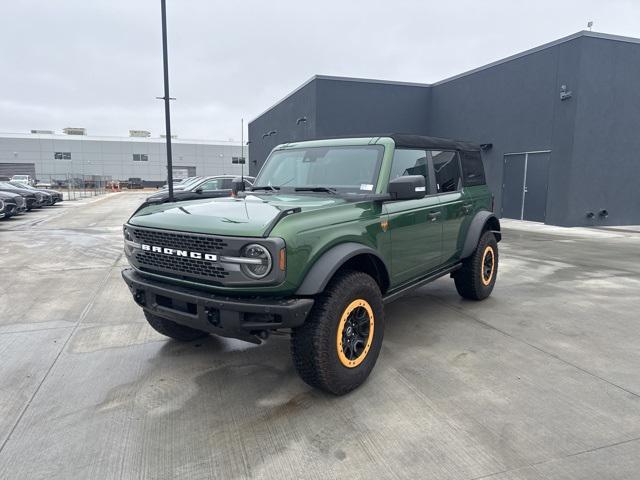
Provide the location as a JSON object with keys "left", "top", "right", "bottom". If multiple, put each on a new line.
{"left": 360, "top": 184, "right": 374, "bottom": 191}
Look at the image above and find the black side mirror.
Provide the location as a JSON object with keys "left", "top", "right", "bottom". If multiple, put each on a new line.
{"left": 232, "top": 177, "right": 245, "bottom": 196}
{"left": 195, "top": 188, "right": 203, "bottom": 194}
{"left": 388, "top": 175, "right": 426, "bottom": 201}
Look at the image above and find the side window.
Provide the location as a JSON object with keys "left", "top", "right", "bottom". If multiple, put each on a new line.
{"left": 199, "top": 179, "right": 222, "bottom": 191}
{"left": 431, "top": 150, "right": 462, "bottom": 193}
{"left": 220, "top": 178, "right": 234, "bottom": 189}
{"left": 390, "top": 148, "right": 429, "bottom": 186}
{"left": 459, "top": 151, "right": 486, "bottom": 187}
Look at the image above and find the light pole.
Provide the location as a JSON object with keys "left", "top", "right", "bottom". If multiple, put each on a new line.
{"left": 158, "top": 0, "right": 175, "bottom": 202}
{"left": 240, "top": 118, "right": 244, "bottom": 181}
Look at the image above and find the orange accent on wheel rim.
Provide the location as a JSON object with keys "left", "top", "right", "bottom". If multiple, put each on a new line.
{"left": 481, "top": 245, "right": 495, "bottom": 286}
{"left": 336, "top": 299, "right": 374, "bottom": 368}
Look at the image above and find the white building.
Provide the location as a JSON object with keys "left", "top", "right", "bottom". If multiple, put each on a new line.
{"left": 0, "top": 131, "right": 248, "bottom": 184}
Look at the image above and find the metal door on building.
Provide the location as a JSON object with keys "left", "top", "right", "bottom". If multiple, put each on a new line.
{"left": 501, "top": 151, "right": 551, "bottom": 222}
{"left": 0, "top": 162, "right": 36, "bottom": 179}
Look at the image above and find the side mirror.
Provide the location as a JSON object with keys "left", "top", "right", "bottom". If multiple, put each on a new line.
{"left": 195, "top": 188, "right": 203, "bottom": 194}
{"left": 231, "top": 177, "right": 245, "bottom": 196}
{"left": 388, "top": 175, "right": 426, "bottom": 201}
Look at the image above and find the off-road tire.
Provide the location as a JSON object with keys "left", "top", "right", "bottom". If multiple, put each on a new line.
{"left": 291, "top": 270, "right": 384, "bottom": 395}
{"left": 454, "top": 230, "right": 498, "bottom": 300}
{"left": 144, "top": 311, "right": 208, "bottom": 341}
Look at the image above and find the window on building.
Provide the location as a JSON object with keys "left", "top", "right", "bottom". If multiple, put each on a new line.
{"left": 431, "top": 151, "right": 462, "bottom": 193}
{"left": 459, "top": 151, "right": 486, "bottom": 187}
{"left": 133, "top": 154, "right": 149, "bottom": 162}
{"left": 390, "top": 149, "right": 429, "bottom": 187}
{"left": 54, "top": 152, "right": 71, "bottom": 160}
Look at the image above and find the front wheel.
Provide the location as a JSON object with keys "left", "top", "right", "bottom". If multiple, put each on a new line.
{"left": 454, "top": 230, "right": 498, "bottom": 300}
{"left": 291, "top": 270, "right": 384, "bottom": 395}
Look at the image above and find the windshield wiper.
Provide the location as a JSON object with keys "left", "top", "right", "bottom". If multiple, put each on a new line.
{"left": 251, "top": 185, "right": 280, "bottom": 191}
{"left": 294, "top": 187, "right": 337, "bottom": 194}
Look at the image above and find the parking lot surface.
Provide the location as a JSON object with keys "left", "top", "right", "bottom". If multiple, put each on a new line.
{"left": 1, "top": 192, "right": 639, "bottom": 480}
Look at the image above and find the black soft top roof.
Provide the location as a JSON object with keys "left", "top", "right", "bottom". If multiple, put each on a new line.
{"left": 389, "top": 134, "right": 480, "bottom": 152}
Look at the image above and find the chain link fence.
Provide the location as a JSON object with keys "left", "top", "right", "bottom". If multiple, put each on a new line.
{"left": 34, "top": 173, "right": 113, "bottom": 200}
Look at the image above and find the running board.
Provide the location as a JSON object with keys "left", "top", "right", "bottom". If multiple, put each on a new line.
{"left": 383, "top": 263, "right": 462, "bottom": 304}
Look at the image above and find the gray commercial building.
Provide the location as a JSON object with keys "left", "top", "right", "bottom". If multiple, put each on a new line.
{"left": 0, "top": 131, "right": 248, "bottom": 186}
{"left": 249, "top": 31, "right": 640, "bottom": 227}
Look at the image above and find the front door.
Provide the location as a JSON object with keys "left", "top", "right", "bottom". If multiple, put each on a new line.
{"left": 385, "top": 148, "right": 442, "bottom": 285}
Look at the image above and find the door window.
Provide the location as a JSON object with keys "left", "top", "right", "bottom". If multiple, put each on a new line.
{"left": 220, "top": 178, "right": 234, "bottom": 189}
{"left": 390, "top": 148, "right": 429, "bottom": 186}
{"left": 199, "top": 179, "right": 223, "bottom": 191}
{"left": 431, "top": 151, "right": 462, "bottom": 193}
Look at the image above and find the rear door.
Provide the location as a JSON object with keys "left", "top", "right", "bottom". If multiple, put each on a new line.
{"left": 386, "top": 148, "right": 443, "bottom": 285}
{"left": 431, "top": 150, "right": 467, "bottom": 265}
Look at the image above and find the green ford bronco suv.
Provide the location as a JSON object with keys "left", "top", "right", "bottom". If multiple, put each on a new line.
{"left": 122, "top": 134, "right": 501, "bottom": 395}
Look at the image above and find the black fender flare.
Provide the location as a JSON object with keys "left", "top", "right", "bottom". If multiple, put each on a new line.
{"left": 295, "top": 242, "right": 390, "bottom": 296}
{"left": 460, "top": 211, "right": 501, "bottom": 259}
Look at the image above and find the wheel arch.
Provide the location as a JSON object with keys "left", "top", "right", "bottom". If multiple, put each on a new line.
{"left": 295, "top": 243, "right": 390, "bottom": 296}
{"left": 460, "top": 211, "right": 501, "bottom": 259}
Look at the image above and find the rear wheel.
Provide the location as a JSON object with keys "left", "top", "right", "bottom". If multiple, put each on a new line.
{"left": 454, "top": 230, "right": 498, "bottom": 300}
{"left": 291, "top": 270, "right": 384, "bottom": 395}
{"left": 144, "top": 311, "right": 208, "bottom": 341}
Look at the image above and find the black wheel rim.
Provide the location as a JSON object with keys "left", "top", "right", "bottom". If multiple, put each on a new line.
{"left": 341, "top": 306, "right": 371, "bottom": 360}
{"left": 337, "top": 299, "right": 375, "bottom": 368}
{"left": 482, "top": 247, "right": 494, "bottom": 285}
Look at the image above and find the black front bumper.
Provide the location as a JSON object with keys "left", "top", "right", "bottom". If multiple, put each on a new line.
{"left": 122, "top": 268, "right": 314, "bottom": 343}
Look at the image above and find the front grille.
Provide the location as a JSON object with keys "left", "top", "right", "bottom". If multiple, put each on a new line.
{"left": 128, "top": 226, "right": 232, "bottom": 283}
{"left": 134, "top": 251, "right": 229, "bottom": 280}
{"left": 131, "top": 228, "right": 228, "bottom": 252}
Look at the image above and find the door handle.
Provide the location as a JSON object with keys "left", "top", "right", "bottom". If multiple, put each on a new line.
{"left": 462, "top": 203, "right": 473, "bottom": 212}
{"left": 428, "top": 211, "right": 441, "bottom": 222}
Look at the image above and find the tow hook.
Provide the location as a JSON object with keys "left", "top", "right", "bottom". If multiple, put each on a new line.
{"left": 206, "top": 308, "right": 220, "bottom": 327}
{"left": 133, "top": 290, "right": 146, "bottom": 306}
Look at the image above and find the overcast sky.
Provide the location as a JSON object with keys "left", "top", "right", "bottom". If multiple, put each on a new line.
{"left": 1, "top": 0, "right": 638, "bottom": 141}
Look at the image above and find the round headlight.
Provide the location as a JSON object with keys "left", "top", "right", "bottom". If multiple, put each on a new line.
{"left": 241, "top": 244, "right": 272, "bottom": 279}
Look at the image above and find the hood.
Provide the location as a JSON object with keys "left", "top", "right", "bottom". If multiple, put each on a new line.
{"left": 0, "top": 186, "right": 35, "bottom": 197}
{"left": 129, "top": 193, "right": 348, "bottom": 237}
{"left": 36, "top": 188, "right": 61, "bottom": 196}
{"left": 0, "top": 192, "right": 19, "bottom": 202}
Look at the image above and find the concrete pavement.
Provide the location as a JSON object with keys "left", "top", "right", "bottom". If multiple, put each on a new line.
{"left": 0, "top": 192, "right": 639, "bottom": 479}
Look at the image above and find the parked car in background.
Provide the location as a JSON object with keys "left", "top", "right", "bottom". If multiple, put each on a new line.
{"left": 0, "top": 182, "right": 40, "bottom": 210}
{"left": 10, "top": 174, "right": 35, "bottom": 186}
{"left": 160, "top": 176, "right": 203, "bottom": 191}
{"left": 145, "top": 175, "right": 255, "bottom": 204}
{"left": 0, "top": 191, "right": 27, "bottom": 217}
{"left": 127, "top": 178, "right": 143, "bottom": 189}
{"left": 8, "top": 181, "right": 63, "bottom": 204}
{"left": 0, "top": 191, "right": 20, "bottom": 219}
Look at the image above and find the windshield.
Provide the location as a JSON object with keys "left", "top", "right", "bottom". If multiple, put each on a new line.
{"left": 12, "top": 175, "right": 28, "bottom": 180}
{"left": 253, "top": 145, "right": 384, "bottom": 193}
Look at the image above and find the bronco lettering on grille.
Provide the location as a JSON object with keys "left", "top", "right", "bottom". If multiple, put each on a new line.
{"left": 141, "top": 244, "right": 218, "bottom": 261}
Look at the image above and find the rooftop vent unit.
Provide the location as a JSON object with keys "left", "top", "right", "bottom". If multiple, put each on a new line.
{"left": 63, "top": 127, "right": 86, "bottom": 136}
{"left": 30, "top": 129, "right": 54, "bottom": 134}
{"left": 129, "top": 130, "right": 151, "bottom": 138}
